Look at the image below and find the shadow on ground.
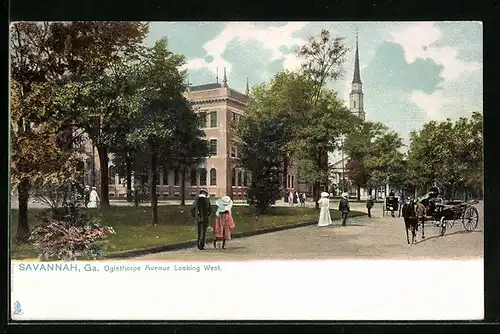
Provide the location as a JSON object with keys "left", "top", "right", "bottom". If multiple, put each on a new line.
{"left": 415, "top": 229, "right": 483, "bottom": 245}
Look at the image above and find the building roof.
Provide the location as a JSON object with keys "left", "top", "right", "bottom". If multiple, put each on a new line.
{"left": 189, "top": 83, "right": 222, "bottom": 91}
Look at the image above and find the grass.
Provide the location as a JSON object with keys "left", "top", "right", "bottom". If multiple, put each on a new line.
{"left": 10, "top": 205, "right": 366, "bottom": 259}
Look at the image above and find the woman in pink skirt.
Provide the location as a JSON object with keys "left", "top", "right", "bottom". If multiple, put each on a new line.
{"left": 213, "top": 195, "right": 236, "bottom": 250}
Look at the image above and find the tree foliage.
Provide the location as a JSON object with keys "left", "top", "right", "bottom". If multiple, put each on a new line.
{"left": 237, "top": 115, "right": 287, "bottom": 214}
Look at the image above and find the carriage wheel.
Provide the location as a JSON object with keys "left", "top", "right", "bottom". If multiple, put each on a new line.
{"left": 462, "top": 206, "right": 479, "bottom": 231}
{"left": 439, "top": 217, "right": 447, "bottom": 236}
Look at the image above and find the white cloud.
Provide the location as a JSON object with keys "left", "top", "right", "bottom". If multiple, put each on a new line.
{"left": 390, "top": 22, "right": 482, "bottom": 122}
{"left": 182, "top": 22, "right": 309, "bottom": 77}
{"left": 410, "top": 90, "right": 451, "bottom": 121}
{"left": 389, "top": 22, "right": 481, "bottom": 83}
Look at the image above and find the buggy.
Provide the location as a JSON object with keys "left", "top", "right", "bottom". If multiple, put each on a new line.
{"left": 383, "top": 195, "right": 400, "bottom": 217}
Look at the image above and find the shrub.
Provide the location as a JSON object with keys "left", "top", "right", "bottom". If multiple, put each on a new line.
{"left": 29, "top": 201, "right": 115, "bottom": 261}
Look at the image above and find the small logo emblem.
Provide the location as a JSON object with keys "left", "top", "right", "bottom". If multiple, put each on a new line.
{"left": 13, "top": 301, "right": 23, "bottom": 315}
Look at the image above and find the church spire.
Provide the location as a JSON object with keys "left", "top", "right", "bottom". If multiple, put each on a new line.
{"left": 222, "top": 67, "right": 228, "bottom": 87}
{"left": 245, "top": 77, "right": 249, "bottom": 95}
{"left": 352, "top": 28, "right": 362, "bottom": 84}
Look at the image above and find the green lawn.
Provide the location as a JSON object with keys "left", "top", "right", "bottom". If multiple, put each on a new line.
{"left": 10, "top": 205, "right": 366, "bottom": 259}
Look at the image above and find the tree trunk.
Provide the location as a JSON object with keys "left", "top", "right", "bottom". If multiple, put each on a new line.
{"left": 313, "top": 181, "right": 320, "bottom": 209}
{"left": 150, "top": 153, "right": 159, "bottom": 225}
{"left": 15, "top": 178, "right": 31, "bottom": 244}
{"left": 357, "top": 184, "right": 361, "bottom": 201}
{"left": 126, "top": 158, "right": 132, "bottom": 202}
{"left": 97, "top": 145, "right": 110, "bottom": 210}
{"left": 180, "top": 167, "right": 186, "bottom": 206}
{"left": 282, "top": 155, "right": 289, "bottom": 200}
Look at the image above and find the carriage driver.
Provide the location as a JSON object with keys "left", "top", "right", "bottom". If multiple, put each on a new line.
{"left": 419, "top": 186, "right": 441, "bottom": 221}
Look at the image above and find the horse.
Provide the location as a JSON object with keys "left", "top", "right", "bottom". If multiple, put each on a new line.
{"left": 401, "top": 199, "right": 427, "bottom": 244}
{"left": 401, "top": 201, "right": 418, "bottom": 244}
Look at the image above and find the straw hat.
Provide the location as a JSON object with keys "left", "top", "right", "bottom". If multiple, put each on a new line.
{"left": 341, "top": 192, "right": 348, "bottom": 198}
{"left": 320, "top": 192, "right": 330, "bottom": 198}
{"left": 198, "top": 189, "right": 208, "bottom": 197}
{"left": 216, "top": 196, "right": 233, "bottom": 215}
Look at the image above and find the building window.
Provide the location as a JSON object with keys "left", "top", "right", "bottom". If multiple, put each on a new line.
{"left": 209, "top": 139, "right": 217, "bottom": 156}
{"left": 174, "top": 170, "right": 179, "bottom": 186}
{"left": 210, "top": 168, "right": 217, "bottom": 186}
{"left": 353, "top": 100, "right": 356, "bottom": 108}
{"left": 190, "top": 169, "right": 197, "bottom": 186}
{"left": 200, "top": 168, "right": 207, "bottom": 186}
{"left": 163, "top": 170, "right": 169, "bottom": 185}
{"left": 210, "top": 111, "right": 217, "bottom": 128}
{"left": 287, "top": 174, "right": 291, "bottom": 188}
{"left": 232, "top": 168, "right": 236, "bottom": 186}
{"left": 198, "top": 112, "right": 207, "bottom": 128}
{"left": 232, "top": 112, "right": 237, "bottom": 122}
{"left": 230, "top": 146, "right": 236, "bottom": 158}
{"left": 237, "top": 169, "right": 242, "bottom": 186}
{"left": 291, "top": 175, "right": 295, "bottom": 188}
{"left": 243, "top": 172, "right": 248, "bottom": 187}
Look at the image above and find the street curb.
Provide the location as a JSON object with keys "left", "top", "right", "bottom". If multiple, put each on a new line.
{"left": 103, "top": 220, "right": 319, "bottom": 259}
{"left": 103, "top": 212, "right": 367, "bottom": 259}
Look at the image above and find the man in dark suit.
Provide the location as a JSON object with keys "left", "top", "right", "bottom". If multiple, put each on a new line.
{"left": 191, "top": 189, "right": 212, "bottom": 250}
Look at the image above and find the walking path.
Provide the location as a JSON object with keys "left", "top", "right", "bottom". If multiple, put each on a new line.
{"left": 132, "top": 203, "right": 483, "bottom": 261}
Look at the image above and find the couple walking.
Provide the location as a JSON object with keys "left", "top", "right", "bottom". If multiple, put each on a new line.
{"left": 317, "top": 192, "right": 350, "bottom": 227}
{"left": 191, "top": 190, "right": 236, "bottom": 250}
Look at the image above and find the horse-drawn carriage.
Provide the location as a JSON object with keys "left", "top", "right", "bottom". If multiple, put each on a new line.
{"left": 410, "top": 187, "right": 479, "bottom": 236}
{"left": 383, "top": 193, "right": 400, "bottom": 217}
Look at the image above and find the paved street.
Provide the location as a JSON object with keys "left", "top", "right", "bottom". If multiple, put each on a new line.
{"left": 133, "top": 202, "right": 483, "bottom": 261}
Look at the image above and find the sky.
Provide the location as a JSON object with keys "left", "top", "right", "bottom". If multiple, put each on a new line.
{"left": 144, "top": 21, "right": 483, "bottom": 145}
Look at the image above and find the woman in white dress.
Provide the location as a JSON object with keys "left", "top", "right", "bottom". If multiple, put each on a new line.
{"left": 87, "top": 187, "right": 100, "bottom": 208}
{"left": 317, "top": 191, "right": 332, "bottom": 227}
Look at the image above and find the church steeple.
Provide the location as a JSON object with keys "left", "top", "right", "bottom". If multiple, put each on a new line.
{"left": 352, "top": 29, "right": 362, "bottom": 84}
{"left": 245, "top": 77, "right": 249, "bottom": 95}
{"left": 349, "top": 28, "right": 365, "bottom": 121}
{"left": 222, "top": 67, "right": 228, "bottom": 88}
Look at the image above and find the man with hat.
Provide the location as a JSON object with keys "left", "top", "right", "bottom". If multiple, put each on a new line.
{"left": 339, "top": 192, "right": 350, "bottom": 226}
{"left": 191, "top": 189, "right": 212, "bottom": 250}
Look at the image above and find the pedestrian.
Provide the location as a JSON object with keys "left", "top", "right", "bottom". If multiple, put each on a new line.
{"left": 293, "top": 191, "right": 299, "bottom": 206}
{"left": 388, "top": 190, "right": 396, "bottom": 217}
{"left": 366, "top": 195, "right": 374, "bottom": 218}
{"left": 213, "top": 195, "right": 236, "bottom": 250}
{"left": 300, "top": 193, "right": 306, "bottom": 207}
{"left": 317, "top": 191, "right": 332, "bottom": 227}
{"left": 190, "top": 189, "right": 212, "bottom": 250}
{"left": 84, "top": 185, "right": 90, "bottom": 207}
{"left": 87, "top": 187, "right": 100, "bottom": 208}
{"left": 339, "top": 192, "right": 350, "bottom": 226}
{"left": 288, "top": 192, "right": 293, "bottom": 206}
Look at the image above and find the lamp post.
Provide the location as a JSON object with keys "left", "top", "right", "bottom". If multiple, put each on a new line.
{"left": 340, "top": 134, "right": 346, "bottom": 193}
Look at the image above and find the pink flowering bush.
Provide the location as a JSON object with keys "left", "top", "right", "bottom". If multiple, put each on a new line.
{"left": 29, "top": 202, "right": 116, "bottom": 261}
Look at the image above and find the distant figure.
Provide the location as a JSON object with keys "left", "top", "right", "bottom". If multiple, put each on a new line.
{"left": 87, "top": 187, "right": 99, "bottom": 208}
{"left": 317, "top": 192, "right": 332, "bottom": 227}
{"left": 191, "top": 189, "right": 212, "bottom": 250}
{"left": 288, "top": 192, "right": 294, "bottom": 206}
{"left": 300, "top": 193, "right": 306, "bottom": 207}
{"left": 214, "top": 196, "right": 236, "bottom": 250}
{"left": 339, "top": 192, "right": 350, "bottom": 226}
{"left": 84, "top": 185, "right": 90, "bottom": 207}
{"left": 293, "top": 191, "right": 299, "bottom": 205}
{"left": 366, "top": 195, "right": 374, "bottom": 218}
{"left": 388, "top": 190, "right": 396, "bottom": 217}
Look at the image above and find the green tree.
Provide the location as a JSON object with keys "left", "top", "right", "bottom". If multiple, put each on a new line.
{"left": 126, "top": 39, "right": 189, "bottom": 224}
{"left": 243, "top": 71, "right": 315, "bottom": 199}
{"left": 343, "top": 120, "right": 387, "bottom": 199}
{"left": 364, "top": 131, "right": 405, "bottom": 197}
{"left": 237, "top": 115, "right": 287, "bottom": 214}
{"left": 48, "top": 21, "right": 149, "bottom": 210}
{"left": 10, "top": 22, "right": 81, "bottom": 243}
{"left": 294, "top": 90, "right": 354, "bottom": 207}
